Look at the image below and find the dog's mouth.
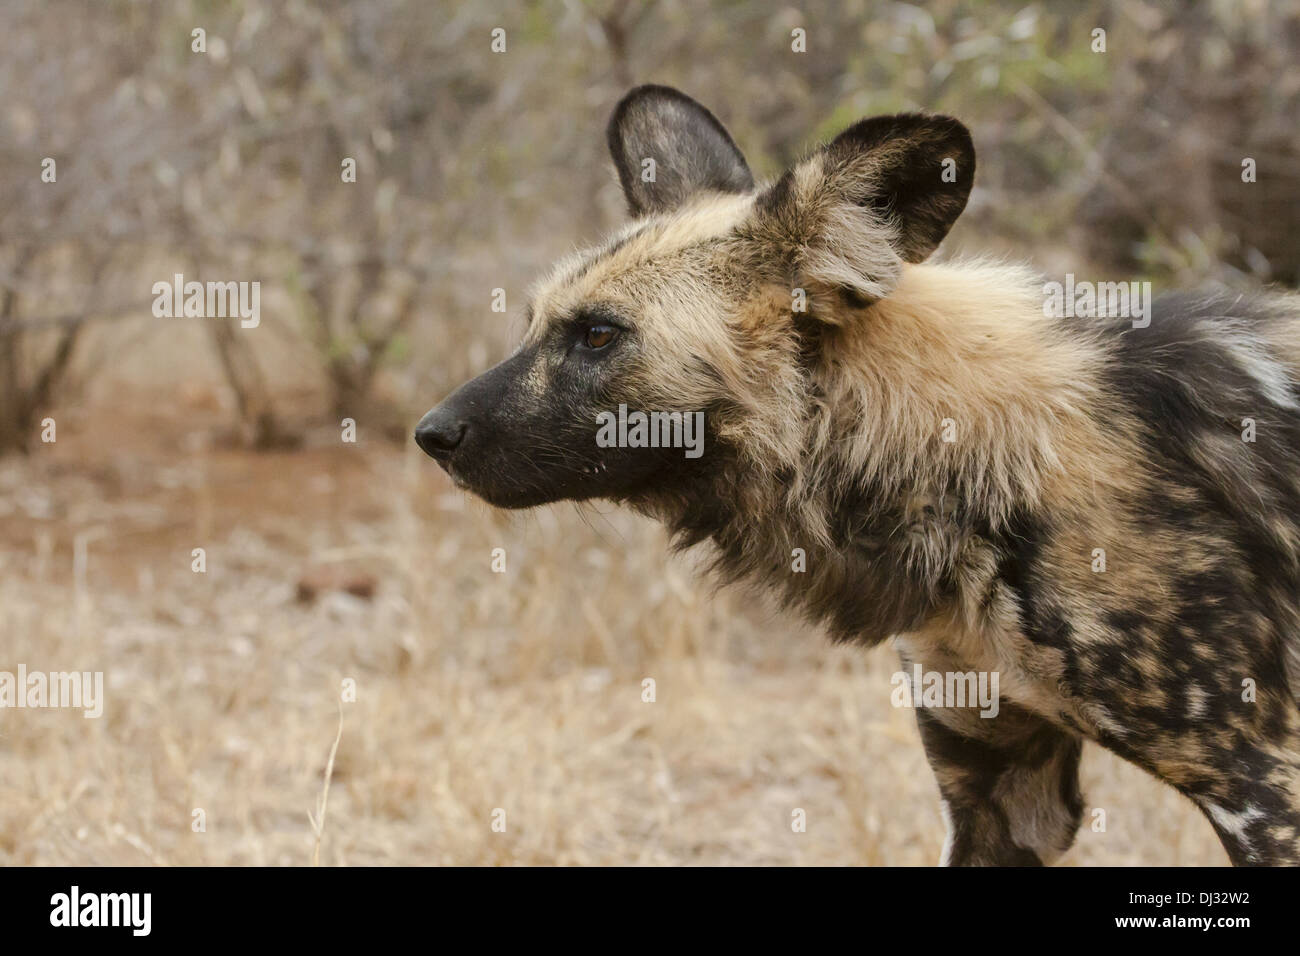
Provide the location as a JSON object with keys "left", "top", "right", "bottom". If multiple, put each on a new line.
{"left": 436, "top": 456, "right": 511, "bottom": 505}
{"left": 443, "top": 463, "right": 470, "bottom": 490}
{"left": 430, "top": 449, "right": 566, "bottom": 510}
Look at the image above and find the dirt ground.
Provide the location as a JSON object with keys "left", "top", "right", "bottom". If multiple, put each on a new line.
{"left": 0, "top": 389, "right": 1228, "bottom": 865}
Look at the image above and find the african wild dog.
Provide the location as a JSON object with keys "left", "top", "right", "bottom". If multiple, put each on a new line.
{"left": 416, "top": 85, "right": 1300, "bottom": 865}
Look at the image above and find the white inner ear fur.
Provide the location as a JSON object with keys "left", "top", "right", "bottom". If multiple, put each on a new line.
{"left": 801, "top": 201, "right": 905, "bottom": 305}
{"left": 786, "top": 152, "right": 907, "bottom": 308}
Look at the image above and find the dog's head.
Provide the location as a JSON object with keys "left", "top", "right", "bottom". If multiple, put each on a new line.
{"left": 416, "top": 85, "right": 974, "bottom": 509}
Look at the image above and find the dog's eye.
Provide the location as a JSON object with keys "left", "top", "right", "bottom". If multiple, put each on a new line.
{"left": 583, "top": 325, "right": 618, "bottom": 350}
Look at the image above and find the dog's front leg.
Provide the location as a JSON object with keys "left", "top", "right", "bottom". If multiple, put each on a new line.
{"left": 904, "top": 667, "right": 1085, "bottom": 866}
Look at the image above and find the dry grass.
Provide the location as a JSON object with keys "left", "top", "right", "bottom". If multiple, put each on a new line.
{"left": 0, "top": 391, "right": 1228, "bottom": 865}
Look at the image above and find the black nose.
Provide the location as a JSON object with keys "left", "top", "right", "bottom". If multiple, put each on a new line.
{"left": 414, "top": 407, "right": 467, "bottom": 462}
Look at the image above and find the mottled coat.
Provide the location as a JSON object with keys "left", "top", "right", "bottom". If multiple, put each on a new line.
{"left": 417, "top": 86, "right": 1300, "bottom": 865}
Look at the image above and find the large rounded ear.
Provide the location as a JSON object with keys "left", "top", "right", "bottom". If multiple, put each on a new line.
{"left": 750, "top": 112, "right": 975, "bottom": 306}
{"left": 823, "top": 113, "right": 975, "bottom": 263}
{"left": 607, "top": 85, "right": 754, "bottom": 217}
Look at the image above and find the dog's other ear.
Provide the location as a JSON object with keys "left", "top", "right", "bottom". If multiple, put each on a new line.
{"left": 750, "top": 112, "right": 975, "bottom": 305}
{"left": 823, "top": 113, "right": 975, "bottom": 263}
{"left": 607, "top": 85, "right": 754, "bottom": 217}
